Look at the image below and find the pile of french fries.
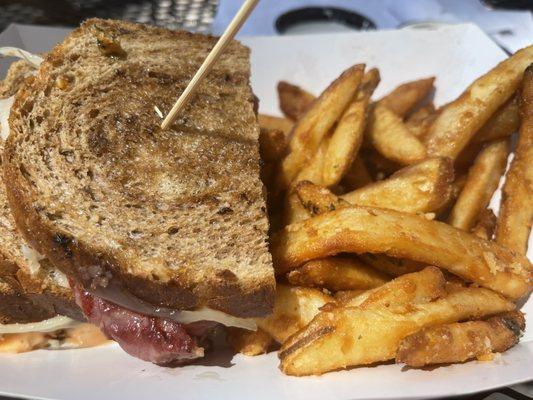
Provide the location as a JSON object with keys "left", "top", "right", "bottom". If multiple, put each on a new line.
{"left": 230, "top": 45, "right": 533, "bottom": 376}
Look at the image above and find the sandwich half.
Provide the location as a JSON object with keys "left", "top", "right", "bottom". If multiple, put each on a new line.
{"left": 3, "top": 19, "right": 275, "bottom": 364}
{"left": 0, "top": 59, "right": 107, "bottom": 352}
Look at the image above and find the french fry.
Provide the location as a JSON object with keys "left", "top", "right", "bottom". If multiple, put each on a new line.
{"left": 292, "top": 139, "right": 329, "bottom": 186}
{"left": 345, "top": 266, "right": 446, "bottom": 308}
{"left": 473, "top": 95, "right": 519, "bottom": 143}
{"left": 278, "top": 81, "right": 316, "bottom": 121}
{"left": 259, "top": 128, "right": 287, "bottom": 162}
{"left": 341, "top": 157, "right": 454, "bottom": 214}
{"left": 256, "top": 284, "right": 333, "bottom": 344}
{"left": 406, "top": 103, "right": 435, "bottom": 124}
{"left": 322, "top": 69, "right": 380, "bottom": 186}
{"left": 495, "top": 65, "right": 533, "bottom": 255}
{"left": 298, "top": 159, "right": 454, "bottom": 217}
{"left": 448, "top": 139, "right": 510, "bottom": 230}
{"left": 425, "top": 45, "right": 533, "bottom": 159}
{"left": 334, "top": 290, "right": 366, "bottom": 303}
{"left": 280, "top": 267, "right": 447, "bottom": 370}
{"left": 284, "top": 140, "right": 330, "bottom": 225}
{"left": 279, "top": 287, "right": 514, "bottom": 375}
{"left": 226, "top": 327, "right": 273, "bottom": 356}
{"left": 471, "top": 208, "right": 497, "bottom": 240}
{"left": 278, "top": 65, "right": 365, "bottom": 189}
{"left": 271, "top": 206, "right": 532, "bottom": 299}
{"left": 378, "top": 77, "right": 435, "bottom": 117}
{"left": 405, "top": 103, "right": 437, "bottom": 139}
{"left": 359, "top": 254, "right": 425, "bottom": 277}
{"left": 295, "top": 181, "right": 350, "bottom": 216}
{"left": 282, "top": 192, "right": 311, "bottom": 226}
{"left": 341, "top": 157, "right": 373, "bottom": 190}
{"left": 287, "top": 256, "right": 389, "bottom": 291}
{"left": 396, "top": 311, "right": 525, "bottom": 367}
{"left": 367, "top": 104, "right": 427, "bottom": 165}
{"left": 258, "top": 114, "right": 293, "bottom": 137}
{"left": 451, "top": 174, "right": 468, "bottom": 200}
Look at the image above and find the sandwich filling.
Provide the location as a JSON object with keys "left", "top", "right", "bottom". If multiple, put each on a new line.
{"left": 72, "top": 281, "right": 208, "bottom": 364}
{"left": 0, "top": 316, "right": 108, "bottom": 353}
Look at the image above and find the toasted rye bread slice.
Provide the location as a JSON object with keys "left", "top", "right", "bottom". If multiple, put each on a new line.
{"left": 0, "top": 60, "right": 83, "bottom": 323}
{"left": 4, "top": 19, "right": 275, "bottom": 318}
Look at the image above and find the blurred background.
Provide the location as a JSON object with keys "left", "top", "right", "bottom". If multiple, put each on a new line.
{"left": 0, "top": 0, "right": 531, "bottom": 53}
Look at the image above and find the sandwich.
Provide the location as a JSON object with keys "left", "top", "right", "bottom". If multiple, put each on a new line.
{"left": 0, "top": 59, "right": 107, "bottom": 352}
{"left": 2, "top": 19, "right": 275, "bottom": 365}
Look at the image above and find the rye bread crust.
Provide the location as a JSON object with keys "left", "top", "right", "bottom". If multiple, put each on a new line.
{"left": 4, "top": 19, "right": 275, "bottom": 318}
{"left": 0, "top": 61, "right": 82, "bottom": 322}
{"left": 0, "top": 258, "right": 54, "bottom": 324}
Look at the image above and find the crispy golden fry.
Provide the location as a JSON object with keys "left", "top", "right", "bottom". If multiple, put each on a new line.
{"left": 425, "top": 45, "right": 533, "bottom": 159}
{"left": 341, "top": 157, "right": 373, "bottom": 190}
{"left": 448, "top": 139, "right": 510, "bottom": 230}
{"left": 292, "top": 138, "right": 329, "bottom": 186}
{"left": 271, "top": 206, "right": 532, "bottom": 299}
{"left": 284, "top": 140, "right": 331, "bottom": 225}
{"left": 256, "top": 284, "right": 333, "bottom": 344}
{"left": 396, "top": 311, "right": 525, "bottom": 367}
{"left": 259, "top": 128, "right": 287, "bottom": 162}
{"left": 226, "top": 327, "right": 273, "bottom": 356}
{"left": 451, "top": 174, "right": 468, "bottom": 200}
{"left": 405, "top": 104, "right": 437, "bottom": 139}
{"left": 323, "top": 69, "right": 380, "bottom": 186}
{"left": 368, "top": 104, "right": 427, "bottom": 165}
{"left": 474, "top": 95, "right": 519, "bottom": 143}
{"left": 378, "top": 77, "right": 435, "bottom": 117}
{"left": 495, "top": 65, "right": 533, "bottom": 255}
{"left": 341, "top": 157, "right": 454, "bottom": 214}
{"left": 258, "top": 114, "right": 293, "bottom": 137}
{"left": 279, "top": 287, "right": 514, "bottom": 375}
{"left": 278, "top": 65, "right": 365, "bottom": 189}
{"left": 471, "top": 208, "right": 497, "bottom": 240}
{"left": 359, "top": 254, "right": 425, "bottom": 277}
{"left": 287, "top": 255, "right": 389, "bottom": 291}
{"left": 278, "top": 81, "right": 316, "bottom": 121}
{"left": 282, "top": 192, "right": 311, "bottom": 226}
{"left": 334, "top": 290, "right": 366, "bottom": 303}
{"left": 295, "top": 181, "right": 350, "bottom": 215}
{"left": 345, "top": 266, "right": 446, "bottom": 309}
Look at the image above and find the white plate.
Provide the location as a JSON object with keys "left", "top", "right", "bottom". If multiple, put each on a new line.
{"left": 0, "top": 22, "right": 531, "bottom": 400}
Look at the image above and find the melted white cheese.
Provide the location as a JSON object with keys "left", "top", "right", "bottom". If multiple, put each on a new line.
{"left": 0, "top": 316, "right": 79, "bottom": 334}
{"left": 0, "top": 47, "right": 43, "bottom": 68}
{"left": 20, "top": 244, "right": 44, "bottom": 275}
{"left": 172, "top": 308, "right": 257, "bottom": 330}
{"left": 0, "top": 309, "right": 255, "bottom": 335}
{"left": 0, "top": 95, "right": 14, "bottom": 140}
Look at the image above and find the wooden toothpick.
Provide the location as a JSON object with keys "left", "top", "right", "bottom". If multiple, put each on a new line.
{"left": 161, "top": 0, "right": 259, "bottom": 129}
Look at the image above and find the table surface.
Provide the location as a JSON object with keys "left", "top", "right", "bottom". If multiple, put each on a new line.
{"left": 0, "top": 0, "right": 218, "bottom": 33}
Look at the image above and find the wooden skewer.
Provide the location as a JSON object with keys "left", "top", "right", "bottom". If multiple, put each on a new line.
{"left": 161, "top": 0, "right": 259, "bottom": 129}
